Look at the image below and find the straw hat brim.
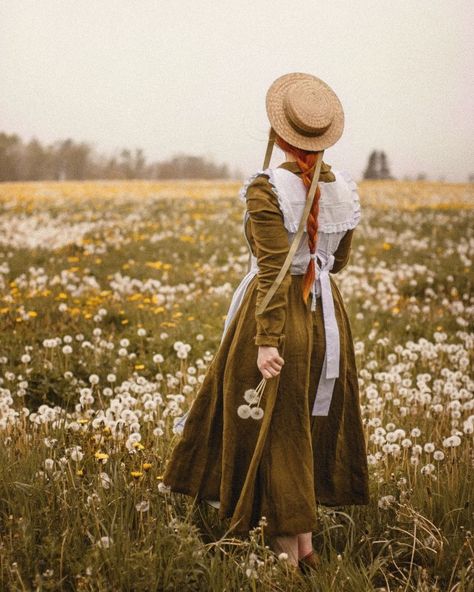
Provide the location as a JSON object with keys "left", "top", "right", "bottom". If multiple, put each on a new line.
{"left": 265, "top": 72, "right": 344, "bottom": 151}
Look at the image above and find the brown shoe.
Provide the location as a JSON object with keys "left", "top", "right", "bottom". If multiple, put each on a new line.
{"left": 298, "top": 549, "right": 321, "bottom": 574}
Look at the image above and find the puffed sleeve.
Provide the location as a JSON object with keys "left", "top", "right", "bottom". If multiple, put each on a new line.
{"left": 245, "top": 174, "right": 292, "bottom": 348}
{"left": 330, "top": 228, "right": 355, "bottom": 274}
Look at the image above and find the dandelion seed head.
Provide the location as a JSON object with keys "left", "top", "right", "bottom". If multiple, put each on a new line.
{"left": 237, "top": 404, "right": 252, "bottom": 419}
{"left": 250, "top": 407, "right": 264, "bottom": 420}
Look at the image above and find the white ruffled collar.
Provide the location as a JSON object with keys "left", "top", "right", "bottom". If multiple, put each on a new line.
{"left": 239, "top": 165, "right": 361, "bottom": 234}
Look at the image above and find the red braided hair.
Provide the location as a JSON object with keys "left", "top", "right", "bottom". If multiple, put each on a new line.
{"left": 274, "top": 133, "right": 321, "bottom": 305}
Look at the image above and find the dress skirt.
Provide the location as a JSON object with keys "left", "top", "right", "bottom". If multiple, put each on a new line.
{"left": 162, "top": 273, "right": 370, "bottom": 537}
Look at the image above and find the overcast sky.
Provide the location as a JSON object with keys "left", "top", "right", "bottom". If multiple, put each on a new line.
{"left": 1, "top": 0, "right": 472, "bottom": 181}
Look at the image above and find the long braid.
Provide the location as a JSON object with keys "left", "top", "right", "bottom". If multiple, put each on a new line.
{"left": 275, "top": 134, "right": 321, "bottom": 304}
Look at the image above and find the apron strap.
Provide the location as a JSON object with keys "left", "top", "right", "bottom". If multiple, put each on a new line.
{"left": 255, "top": 128, "right": 324, "bottom": 316}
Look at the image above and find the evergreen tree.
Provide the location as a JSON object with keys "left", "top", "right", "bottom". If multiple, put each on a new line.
{"left": 364, "top": 149, "right": 394, "bottom": 180}
{"left": 363, "top": 150, "right": 379, "bottom": 179}
{"left": 379, "top": 151, "right": 391, "bottom": 179}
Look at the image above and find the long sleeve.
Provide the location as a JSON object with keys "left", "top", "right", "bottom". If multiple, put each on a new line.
{"left": 330, "top": 228, "right": 355, "bottom": 274}
{"left": 245, "top": 174, "right": 292, "bottom": 348}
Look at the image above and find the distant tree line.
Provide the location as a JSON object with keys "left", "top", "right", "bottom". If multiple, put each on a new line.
{"left": 0, "top": 131, "right": 239, "bottom": 181}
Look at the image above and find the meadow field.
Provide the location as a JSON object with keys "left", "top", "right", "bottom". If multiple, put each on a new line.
{"left": 0, "top": 177, "right": 473, "bottom": 591}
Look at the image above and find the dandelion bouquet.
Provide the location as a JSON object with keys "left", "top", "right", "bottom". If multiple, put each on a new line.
{"left": 237, "top": 378, "right": 268, "bottom": 421}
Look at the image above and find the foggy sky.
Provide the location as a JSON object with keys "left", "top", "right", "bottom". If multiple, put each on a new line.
{"left": 1, "top": 0, "right": 472, "bottom": 182}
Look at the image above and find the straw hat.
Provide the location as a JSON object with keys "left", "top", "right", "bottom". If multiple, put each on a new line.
{"left": 265, "top": 72, "right": 344, "bottom": 151}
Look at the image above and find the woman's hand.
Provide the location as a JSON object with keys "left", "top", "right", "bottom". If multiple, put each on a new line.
{"left": 257, "top": 346, "right": 285, "bottom": 379}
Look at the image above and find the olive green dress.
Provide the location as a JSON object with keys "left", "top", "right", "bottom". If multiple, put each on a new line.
{"left": 162, "top": 160, "right": 370, "bottom": 537}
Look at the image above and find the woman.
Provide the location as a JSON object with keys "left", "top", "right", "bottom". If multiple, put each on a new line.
{"left": 162, "top": 72, "right": 370, "bottom": 573}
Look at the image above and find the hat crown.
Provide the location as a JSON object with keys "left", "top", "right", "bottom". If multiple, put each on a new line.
{"left": 265, "top": 72, "right": 344, "bottom": 151}
{"left": 283, "top": 81, "right": 334, "bottom": 137}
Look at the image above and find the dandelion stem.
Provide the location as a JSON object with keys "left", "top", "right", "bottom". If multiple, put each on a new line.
{"left": 255, "top": 379, "right": 267, "bottom": 407}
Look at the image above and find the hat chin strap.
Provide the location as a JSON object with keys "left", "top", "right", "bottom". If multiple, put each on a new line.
{"left": 255, "top": 127, "right": 324, "bottom": 317}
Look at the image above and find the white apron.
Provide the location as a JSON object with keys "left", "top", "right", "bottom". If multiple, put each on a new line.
{"left": 174, "top": 166, "right": 361, "bottom": 432}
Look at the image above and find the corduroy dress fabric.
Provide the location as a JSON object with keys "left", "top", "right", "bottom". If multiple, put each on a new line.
{"left": 162, "top": 160, "right": 370, "bottom": 537}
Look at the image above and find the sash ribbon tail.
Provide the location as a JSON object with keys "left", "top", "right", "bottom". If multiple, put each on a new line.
{"left": 311, "top": 254, "right": 340, "bottom": 416}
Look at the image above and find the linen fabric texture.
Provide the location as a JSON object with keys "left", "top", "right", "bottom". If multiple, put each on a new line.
{"left": 162, "top": 160, "right": 370, "bottom": 537}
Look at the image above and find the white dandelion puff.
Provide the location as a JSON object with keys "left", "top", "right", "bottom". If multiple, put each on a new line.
{"left": 250, "top": 407, "right": 264, "bottom": 420}
{"left": 378, "top": 495, "right": 396, "bottom": 509}
{"left": 244, "top": 389, "right": 259, "bottom": 404}
{"left": 237, "top": 378, "right": 267, "bottom": 421}
{"left": 237, "top": 404, "right": 252, "bottom": 419}
{"left": 96, "top": 536, "right": 112, "bottom": 549}
{"left": 135, "top": 500, "right": 150, "bottom": 512}
{"left": 158, "top": 481, "right": 171, "bottom": 494}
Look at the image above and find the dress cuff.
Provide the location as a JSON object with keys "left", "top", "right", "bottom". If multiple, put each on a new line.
{"left": 254, "top": 334, "right": 285, "bottom": 347}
